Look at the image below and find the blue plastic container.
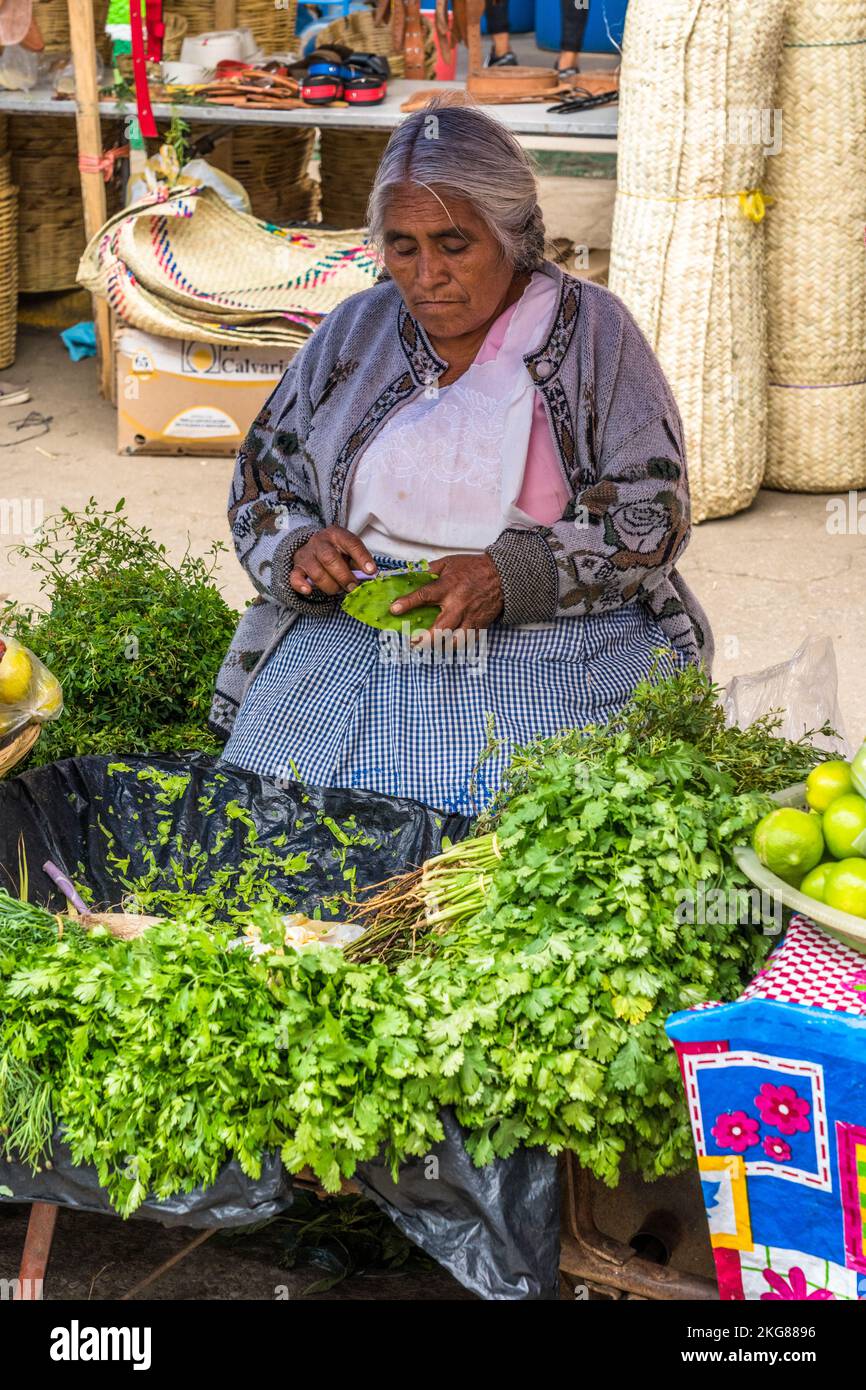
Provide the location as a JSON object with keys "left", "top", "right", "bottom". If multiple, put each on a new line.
{"left": 535, "top": 0, "right": 626, "bottom": 53}
{"left": 481, "top": 0, "right": 535, "bottom": 37}
{"left": 297, "top": 0, "right": 366, "bottom": 39}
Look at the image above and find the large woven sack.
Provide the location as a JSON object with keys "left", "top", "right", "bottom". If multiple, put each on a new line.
{"left": 609, "top": 0, "right": 786, "bottom": 524}
{"left": 765, "top": 0, "right": 866, "bottom": 492}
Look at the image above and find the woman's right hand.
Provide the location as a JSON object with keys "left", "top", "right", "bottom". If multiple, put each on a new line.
{"left": 290, "top": 526, "right": 378, "bottom": 597}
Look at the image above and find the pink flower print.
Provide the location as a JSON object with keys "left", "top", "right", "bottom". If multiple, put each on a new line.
{"left": 754, "top": 1083, "right": 811, "bottom": 1136}
{"left": 711, "top": 1110, "right": 760, "bottom": 1153}
{"left": 761, "top": 1267, "right": 834, "bottom": 1301}
{"left": 847, "top": 970, "right": 866, "bottom": 995}
{"left": 762, "top": 1135, "right": 792, "bottom": 1162}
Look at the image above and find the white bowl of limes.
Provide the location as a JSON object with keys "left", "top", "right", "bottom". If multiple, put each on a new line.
{"left": 733, "top": 749, "right": 866, "bottom": 952}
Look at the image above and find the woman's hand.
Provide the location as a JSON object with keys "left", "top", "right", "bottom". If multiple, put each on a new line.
{"left": 291, "top": 526, "right": 377, "bottom": 596}
{"left": 390, "top": 554, "right": 504, "bottom": 633}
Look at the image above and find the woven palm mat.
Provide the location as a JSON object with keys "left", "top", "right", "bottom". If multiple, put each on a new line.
{"left": 609, "top": 0, "right": 784, "bottom": 524}
{"left": 79, "top": 186, "right": 376, "bottom": 345}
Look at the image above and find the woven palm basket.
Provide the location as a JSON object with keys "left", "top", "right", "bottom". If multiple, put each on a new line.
{"left": 212, "top": 127, "right": 319, "bottom": 225}
{"left": 0, "top": 115, "right": 8, "bottom": 152}
{"left": 764, "top": 0, "right": 866, "bottom": 492}
{"left": 170, "top": 0, "right": 298, "bottom": 53}
{"left": 162, "top": 11, "right": 189, "bottom": 60}
{"left": 35, "top": 0, "right": 112, "bottom": 57}
{"left": 0, "top": 184, "right": 18, "bottom": 370}
{"left": 608, "top": 0, "right": 785, "bottom": 524}
{"left": 0, "top": 724, "right": 38, "bottom": 779}
{"left": 320, "top": 128, "right": 390, "bottom": 228}
{"left": 10, "top": 116, "right": 122, "bottom": 292}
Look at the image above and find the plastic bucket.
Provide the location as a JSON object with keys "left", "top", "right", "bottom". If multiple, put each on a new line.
{"left": 420, "top": 7, "right": 457, "bottom": 79}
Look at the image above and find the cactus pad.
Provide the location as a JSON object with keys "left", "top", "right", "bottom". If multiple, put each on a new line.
{"left": 342, "top": 570, "right": 440, "bottom": 635}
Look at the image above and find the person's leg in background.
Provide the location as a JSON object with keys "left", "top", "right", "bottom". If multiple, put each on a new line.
{"left": 558, "top": 0, "right": 591, "bottom": 77}
{"left": 484, "top": 0, "right": 517, "bottom": 66}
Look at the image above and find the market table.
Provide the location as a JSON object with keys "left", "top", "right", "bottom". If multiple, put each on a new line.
{"left": 0, "top": 79, "right": 618, "bottom": 144}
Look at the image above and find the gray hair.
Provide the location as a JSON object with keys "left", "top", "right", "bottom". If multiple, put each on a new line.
{"left": 366, "top": 99, "right": 546, "bottom": 274}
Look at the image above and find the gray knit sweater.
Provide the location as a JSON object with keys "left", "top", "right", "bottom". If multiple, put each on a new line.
{"left": 210, "top": 259, "right": 713, "bottom": 737}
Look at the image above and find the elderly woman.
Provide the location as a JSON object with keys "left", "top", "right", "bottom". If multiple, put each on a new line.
{"left": 211, "top": 102, "right": 712, "bottom": 815}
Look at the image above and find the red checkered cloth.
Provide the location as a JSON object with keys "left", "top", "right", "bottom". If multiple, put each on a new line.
{"left": 741, "top": 915, "right": 866, "bottom": 1016}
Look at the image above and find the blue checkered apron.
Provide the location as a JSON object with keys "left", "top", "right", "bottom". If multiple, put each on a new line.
{"left": 223, "top": 559, "right": 686, "bottom": 814}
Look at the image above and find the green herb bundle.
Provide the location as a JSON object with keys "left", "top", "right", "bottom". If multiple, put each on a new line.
{"left": 0, "top": 667, "right": 829, "bottom": 1211}
{"left": 1, "top": 500, "right": 238, "bottom": 766}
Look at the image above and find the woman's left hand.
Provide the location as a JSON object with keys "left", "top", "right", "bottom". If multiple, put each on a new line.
{"left": 390, "top": 554, "right": 504, "bottom": 633}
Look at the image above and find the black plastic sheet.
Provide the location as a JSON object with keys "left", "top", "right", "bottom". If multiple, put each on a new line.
{"left": 0, "top": 754, "right": 560, "bottom": 1299}
{"left": 356, "top": 1109, "right": 561, "bottom": 1301}
{"left": 0, "top": 752, "right": 469, "bottom": 916}
{"left": 0, "top": 1139, "right": 292, "bottom": 1230}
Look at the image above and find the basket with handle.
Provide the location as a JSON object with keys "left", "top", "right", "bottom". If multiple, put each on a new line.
{"left": 0, "top": 723, "right": 40, "bottom": 779}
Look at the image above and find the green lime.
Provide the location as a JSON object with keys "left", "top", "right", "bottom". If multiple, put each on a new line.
{"left": 851, "top": 740, "right": 866, "bottom": 798}
{"left": 752, "top": 807, "right": 825, "bottom": 887}
{"left": 821, "top": 793, "right": 866, "bottom": 859}
{"left": 823, "top": 859, "right": 866, "bottom": 919}
{"left": 805, "top": 759, "right": 854, "bottom": 812}
{"left": 799, "top": 862, "right": 833, "bottom": 903}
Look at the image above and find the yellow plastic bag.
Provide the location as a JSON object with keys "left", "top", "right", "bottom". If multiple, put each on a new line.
{"left": 0, "top": 634, "right": 63, "bottom": 741}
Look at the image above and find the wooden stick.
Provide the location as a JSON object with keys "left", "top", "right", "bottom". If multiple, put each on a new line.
{"left": 120, "top": 1228, "right": 216, "bottom": 1300}
{"left": 67, "top": 0, "right": 113, "bottom": 402}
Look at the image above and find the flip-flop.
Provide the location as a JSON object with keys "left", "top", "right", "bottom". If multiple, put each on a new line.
{"left": 0, "top": 381, "right": 31, "bottom": 408}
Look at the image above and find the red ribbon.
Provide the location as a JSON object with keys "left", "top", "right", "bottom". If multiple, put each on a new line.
{"left": 145, "top": 0, "right": 164, "bottom": 61}
{"left": 129, "top": 0, "right": 157, "bottom": 138}
{"left": 78, "top": 145, "right": 130, "bottom": 180}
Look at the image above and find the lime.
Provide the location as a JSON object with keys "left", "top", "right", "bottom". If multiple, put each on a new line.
{"left": 799, "top": 862, "right": 834, "bottom": 903}
{"left": 851, "top": 741, "right": 866, "bottom": 799}
{"left": 805, "top": 759, "right": 854, "bottom": 812}
{"left": 823, "top": 859, "right": 866, "bottom": 919}
{"left": 752, "top": 807, "right": 825, "bottom": 887}
{"left": 821, "top": 794, "right": 866, "bottom": 859}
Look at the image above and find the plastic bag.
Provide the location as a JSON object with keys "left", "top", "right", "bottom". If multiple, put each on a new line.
{"left": 0, "top": 45, "right": 39, "bottom": 91}
{"left": 723, "top": 634, "right": 851, "bottom": 757}
{"left": 49, "top": 53, "right": 105, "bottom": 95}
{"left": 126, "top": 145, "right": 251, "bottom": 213}
{"left": 0, "top": 634, "right": 63, "bottom": 742}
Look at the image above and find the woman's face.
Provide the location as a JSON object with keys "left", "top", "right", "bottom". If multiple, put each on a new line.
{"left": 380, "top": 183, "right": 518, "bottom": 342}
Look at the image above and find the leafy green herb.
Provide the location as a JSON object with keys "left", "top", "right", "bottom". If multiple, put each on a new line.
{"left": 1, "top": 499, "right": 238, "bottom": 766}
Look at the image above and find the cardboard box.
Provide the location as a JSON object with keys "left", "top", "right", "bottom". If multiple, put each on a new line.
{"left": 116, "top": 328, "right": 297, "bottom": 456}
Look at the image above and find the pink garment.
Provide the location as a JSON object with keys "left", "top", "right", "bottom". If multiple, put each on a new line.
{"left": 474, "top": 297, "right": 572, "bottom": 526}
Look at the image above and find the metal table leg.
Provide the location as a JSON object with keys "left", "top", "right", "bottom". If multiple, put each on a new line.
{"left": 558, "top": 1155, "right": 717, "bottom": 1301}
